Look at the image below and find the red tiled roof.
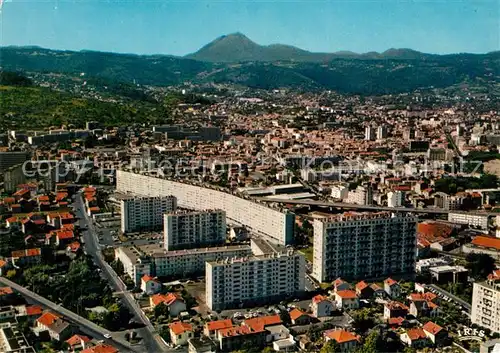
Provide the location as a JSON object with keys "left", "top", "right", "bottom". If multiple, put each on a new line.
{"left": 66, "top": 334, "right": 91, "bottom": 346}
{"left": 0, "top": 260, "right": 7, "bottom": 268}
{"left": 169, "top": 321, "right": 193, "bottom": 335}
{"left": 205, "top": 319, "right": 233, "bottom": 332}
{"left": 423, "top": 321, "right": 443, "bottom": 335}
{"left": 312, "top": 294, "right": 328, "bottom": 304}
{"left": 336, "top": 290, "right": 357, "bottom": 299}
{"left": 244, "top": 315, "right": 281, "bottom": 332}
{"left": 289, "top": 308, "right": 308, "bottom": 321}
{"left": 356, "top": 281, "right": 369, "bottom": 291}
{"left": 488, "top": 269, "right": 500, "bottom": 281}
{"left": 218, "top": 325, "right": 254, "bottom": 337}
{"left": 26, "top": 305, "right": 43, "bottom": 316}
{"left": 333, "top": 277, "right": 346, "bottom": 287}
{"left": 471, "top": 236, "right": 500, "bottom": 251}
{"left": 385, "top": 301, "right": 409, "bottom": 311}
{"left": 68, "top": 241, "right": 81, "bottom": 252}
{"left": 324, "top": 329, "right": 359, "bottom": 344}
{"left": 56, "top": 230, "right": 74, "bottom": 240}
{"left": 0, "top": 287, "right": 13, "bottom": 296}
{"left": 385, "top": 278, "right": 398, "bottom": 287}
{"left": 406, "top": 328, "right": 427, "bottom": 341}
{"left": 151, "top": 293, "right": 183, "bottom": 307}
{"left": 81, "top": 344, "right": 118, "bottom": 353}
{"left": 37, "top": 312, "right": 60, "bottom": 327}
{"left": 141, "top": 275, "right": 157, "bottom": 283}
{"left": 387, "top": 317, "right": 405, "bottom": 326}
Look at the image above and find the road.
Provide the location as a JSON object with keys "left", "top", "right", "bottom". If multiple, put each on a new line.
{"left": 427, "top": 284, "right": 472, "bottom": 313}
{"left": 257, "top": 198, "right": 499, "bottom": 216}
{"left": 0, "top": 277, "right": 136, "bottom": 353}
{"left": 74, "top": 193, "right": 170, "bottom": 353}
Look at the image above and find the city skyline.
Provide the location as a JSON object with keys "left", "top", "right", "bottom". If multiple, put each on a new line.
{"left": 1, "top": 0, "right": 498, "bottom": 56}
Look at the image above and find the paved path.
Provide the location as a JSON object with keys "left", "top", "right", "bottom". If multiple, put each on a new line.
{"left": 427, "top": 284, "right": 472, "bottom": 313}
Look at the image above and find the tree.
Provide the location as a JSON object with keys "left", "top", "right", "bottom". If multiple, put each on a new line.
{"left": 351, "top": 308, "right": 376, "bottom": 332}
{"left": 466, "top": 253, "right": 495, "bottom": 279}
{"left": 154, "top": 303, "right": 169, "bottom": 318}
{"left": 357, "top": 330, "right": 381, "bottom": 353}
{"left": 320, "top": 340, "right": 339, "bottom": 353}
{"left": 6, "top": 269, "right": 16, "bottom": 279}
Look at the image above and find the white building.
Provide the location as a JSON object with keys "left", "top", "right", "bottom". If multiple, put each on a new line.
{"left": 164, "top": 210, "right": 226, "bottom": 251}
{"left": 345, "top": 185, "right": 373, "bottom": 206}
{"left": 116, "top": 170, "right": 295, "bottom": 245}
{"left": 312, "top": 212, "right": 417, "bottom": 282}
{"left": 388, "top": 191, "right": 405, "bottom": 208}
{"left": 331, "top": 185, "right": 349, "bottom": 200}
{"left": 471, "top": 276, "right": 500, "bottom": 334}
{"left": 120, "top": 195, "right": 177, "bottom": 233}
{"left": 206, "top": 251, "right": 306, "bottom": 311}
{"left": 115, "top": 244, "right": 252, "bottom": 285}
{"left": 448, "top": 213, "right": 489, "bottom": 231}
{"left": 365, "top": 126, "right": 375, "bottom": 141}
{"left": 377, "top": 125, "right": 388, "bottom": 140}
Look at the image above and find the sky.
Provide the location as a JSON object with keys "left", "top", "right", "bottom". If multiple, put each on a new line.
{"left": 1, "top": 0, "right": 499, "bottom": 55}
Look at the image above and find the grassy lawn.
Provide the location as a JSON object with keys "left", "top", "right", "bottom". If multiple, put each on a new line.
{"left": 300, "top": 246, "right": 314, "bottom": 263}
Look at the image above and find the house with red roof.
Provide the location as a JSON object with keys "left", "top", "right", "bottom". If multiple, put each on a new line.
{"left": 243, "top": 314, "right": 282, "bottom": 332}
{"left": 5, "top": 216, "right": 21, "bottom": 229}
{"left": 150, "top": 293, "right": 186, "bottom": 317}
{"left": 311, "top": 294, "right": 334, "bottom": 318}
{"left": 384, "top": 277, "right": 402, "bottom": 298}
{"left": 384, "top": 301, "right": 409, "bottom": 320}
{"left": 66, "top": 334, "right": 92, "bottom": 352}
{"left": 204, "top": 319, "right": 233, "bottom": 338}
{"left": 370, "top": 283, "right": 386, "bottom": 298}
{"left": 36, "top": 311, "right": 73, "bottom": 341}
{"left": 140, "top": 275, "right": 162, "bottom": 295}
{"left": 23, "top": 305, "right": 43, "bottom": 323}
{"left": 289, "top": 308, "right": 311, "bottom": 325}
{"left": 0, "top": 286, "right": 14, "bottom": 304}
{"left": 324, "top": 329, "right": 359, "bottom": 352}
{"left": 400, "top": 327, "right": 430, "bottom": 348}
{"left": 422, "top": 321, "right": 447, "bottom": 346}
{"left": 0, "top": 259, "right": 9, "bottom": 277}
{"left": 408, "top": 292, "right": 440, "bottom": 318}
{"left": 334, "top": 290, "right": 359, "bottom": 310}
{"left": 355, "top": 280, "right": 374, "bottom": 299}
{"left": 216, "top": 325, "right": 266, "bottom": 352}
{"left": 169, "top": 321, "right": 193, "bottom": 346}
{"left": 11, "top": 248, "right": 42, "bottom": 266}
{"left": 332, "top": 278, "right": 351, "bottom": 292}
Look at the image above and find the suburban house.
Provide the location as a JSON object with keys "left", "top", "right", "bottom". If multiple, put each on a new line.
{"left": 140, "top": 275, "right": 162, "bottom": 295}
{"left": 332, "top": 278, "right": 351, "bottom": 292}
{"left": 324, "top": 329, "right": 359, "bottom": 352}
{"left": 384, "top": 301, "right": 409, "bottom": 320}
{"left": 289, "top": 308, "right": 311, "bottom": 325}
{"left": 216, "top": 325, "right": 266, "bottom": 352}
{"left": 36, "top": 311, "right": 73, "bottom": 341}
{"left": 150, "top": 293, "right": 186, "bottom": 317}
{"left": 408, "top": 292, "right": 441, "bottom": 318}
{"left": 81, "top": 344, "right": 119, "bottom": 353}
{"left": 204, "top": 319, "right": 233, "bottom": 339}
{"left": 355, "top": 281, "right": 374, "bottom": 299}
{"left": 370, "top": 283, "right": 386, "bottom": 298}
{"left": 384, "top": 278, "right": 402, "bottom": 298}
{"left": 334, "top": 290, "right": 360, "bottom": 310}
{"left": 423, "top": 321, "right": 448, "bottom": 346}
{"left": 170, "top": 321, "right": 194, "bottom": 346}
{"left": 11, "top": 248, "right": 42, "bottom": 266}
{"left": 65, "top": 334, "right": 92, "bottom": 352}
{"left": 311, "top": 295, "right": 334, "bottom": 318}
{"left": 400, "top": 328, "right": 430, "bottom": 348}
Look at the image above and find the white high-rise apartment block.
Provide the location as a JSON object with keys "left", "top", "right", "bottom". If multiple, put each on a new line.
{"left": 312, "top": 212, "right": 417, "bottom": 282}
{"left": 206, "top": 251, "right": 306, "bottom": 311}
{"left": 331, "top": 185, "right": 349, "bottom": 200}
{"left": 164, "top": 210, "right": 226, "bottom": 251}
{"left": 365, "top": 126, "right": 375, "bottom": 141}
{"left": 377, "top": 125, "right": 388, "bottom": 140}
{"left": 387, "top": 191, "right": 405, "bottom": 208}
{"left": 471, "top": 276, "right": 500, "bottom": 334}
{"left": 120, "top": 195, "right": 177, "bottom": 233}
{"left": 116, "top": 171, "right": 295, "bottom": 245}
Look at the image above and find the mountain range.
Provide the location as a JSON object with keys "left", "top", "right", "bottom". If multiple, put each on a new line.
{"left": 1, "top": 33, "right": 499, "bottom": 95}
{"left": 185, "top": 32, "right": 431, "bottom": 62}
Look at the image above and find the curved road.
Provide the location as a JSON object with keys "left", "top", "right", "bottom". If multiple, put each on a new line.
{"left": 74, "top": 193, "right": 169, "bottom": 353}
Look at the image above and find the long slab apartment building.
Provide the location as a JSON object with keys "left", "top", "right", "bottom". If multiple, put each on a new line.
{"left": 115, "top": 244, "right": 253, "bottom": 284}
{"left": 206, "top": 251, "right": 306, "bottom": 311}
{"left": 116, "top": 170, "right": 294, "bottom": 245}
{"left": 121, "top": 195, "right": 177, "bottom": 233}
{"left": 312, "top": 211, "right": 417, "bottom": 282}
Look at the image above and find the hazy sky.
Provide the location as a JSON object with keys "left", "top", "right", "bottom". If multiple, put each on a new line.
{"left": 1, "top": 0, "right": 499, "bottom": 55}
